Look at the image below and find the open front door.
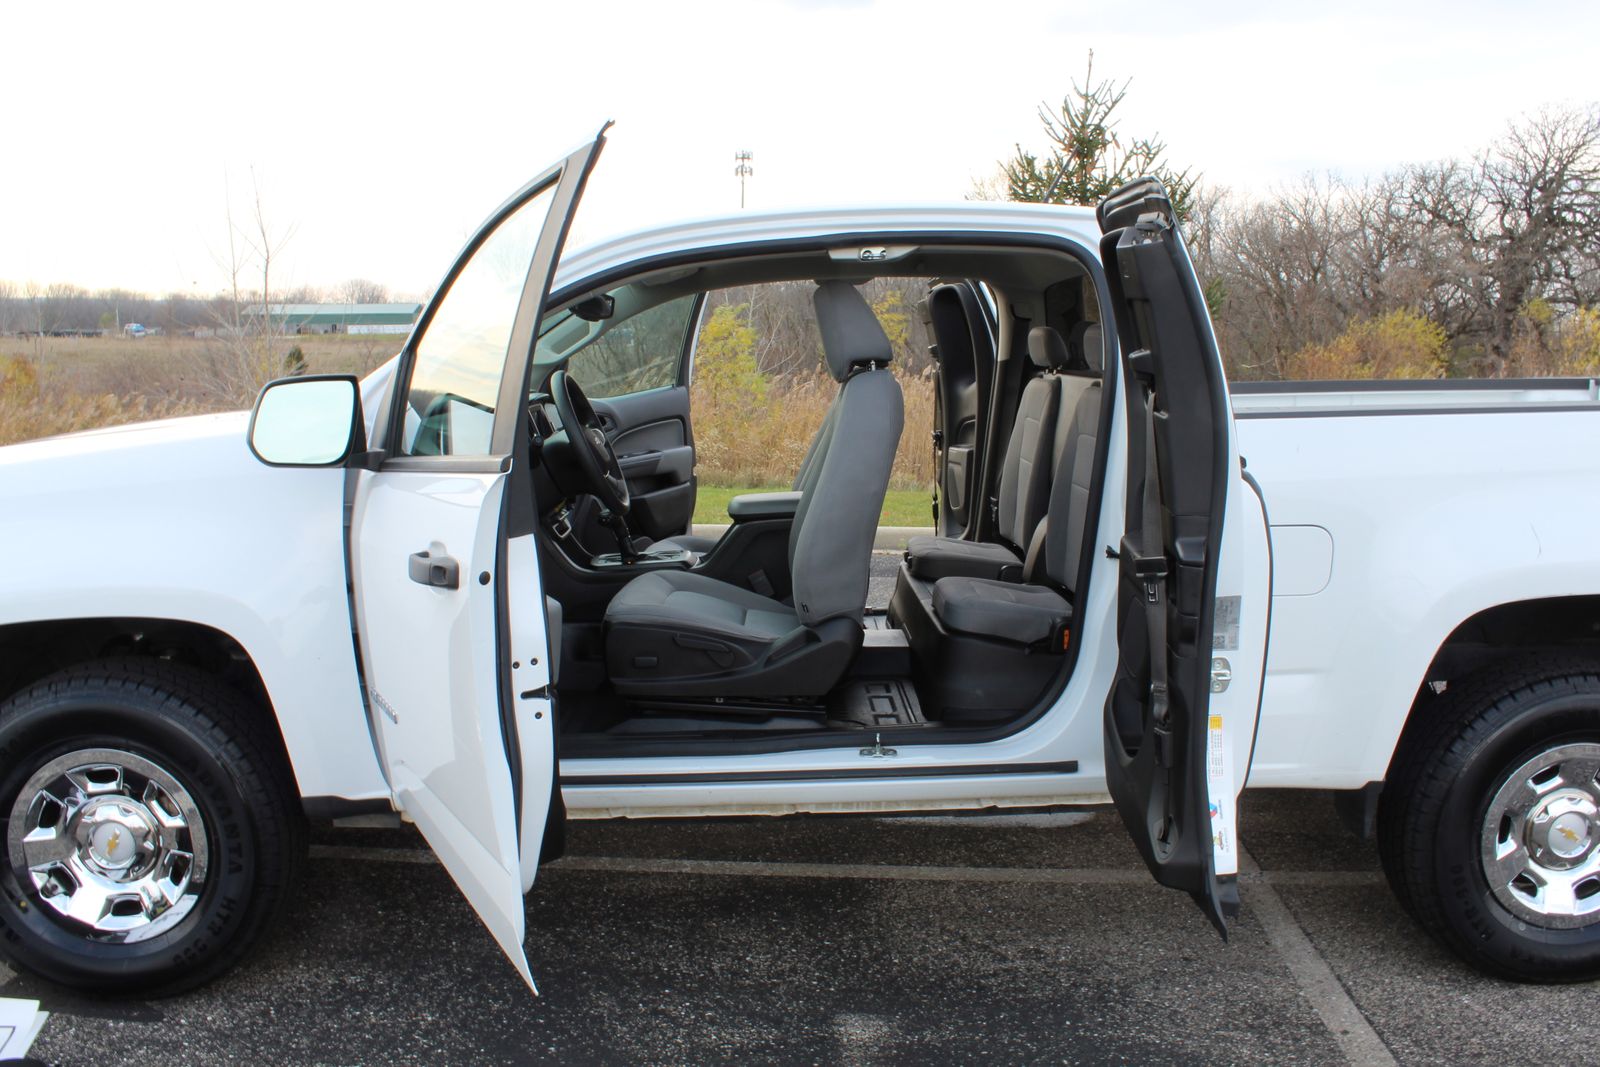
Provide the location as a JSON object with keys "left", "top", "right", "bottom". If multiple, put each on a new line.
{"left": 1097, "top": 179, "right": 1270, "bottom": 934}
{"left": 348, "top": 129, "right": 607, "bottom": 992}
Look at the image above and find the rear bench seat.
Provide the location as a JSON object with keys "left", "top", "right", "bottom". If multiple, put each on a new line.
{"left": 905, "top": 324, "right": 1101, "bottom": 582}
{"left": 890, "top": 330, "right": 1103, "bottom": 721}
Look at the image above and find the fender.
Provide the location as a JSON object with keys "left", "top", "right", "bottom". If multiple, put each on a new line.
{"left": 0, "top": 411, "right": 387, "bottom": 801}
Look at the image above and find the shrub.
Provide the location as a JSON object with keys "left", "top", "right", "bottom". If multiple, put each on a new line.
{"left": 691, "top": 366, "right": 934, "bottom": 491}
{"left": 1285, "top": 310, "right": 1449, "bottom": 380}
{"left": 0, "top": 355, "right": 196, "bottom": 448}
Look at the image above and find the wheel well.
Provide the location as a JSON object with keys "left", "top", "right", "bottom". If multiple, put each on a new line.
{"left": 0, "top": 616, "right": 278, "bottom": 747}
{"left": 1422, "top": 597, "right": 1600, "bottom": 688}
{"left": 1380, "top": 596, "right": 1600, "bottom": 788}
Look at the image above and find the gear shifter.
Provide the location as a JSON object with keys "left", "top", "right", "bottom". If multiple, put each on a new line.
{"left": 600, "top": 510, "right": 642, "bottom": 564}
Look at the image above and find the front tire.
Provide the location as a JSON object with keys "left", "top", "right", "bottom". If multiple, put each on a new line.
{"left": 1379, "top": 655, "right": 1600, "bottom": 982}
{"left": 0, "top": 660, "right": 305, "bottom": 995}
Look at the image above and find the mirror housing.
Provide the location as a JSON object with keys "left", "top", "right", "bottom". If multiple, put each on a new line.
{"left": 248, "top": 375, "right": 365, "bottom": 467}
{"left": 572, "top": 293, "right": 615, "bottom": 322}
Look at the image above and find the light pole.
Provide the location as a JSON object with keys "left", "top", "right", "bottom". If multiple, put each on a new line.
{"left": 734, "top": 150, "right": 753, "bottom": 209}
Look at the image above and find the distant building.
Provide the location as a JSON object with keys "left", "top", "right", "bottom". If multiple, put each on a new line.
{"left": 244, "top": 303, "right": 422, "bottom": 335}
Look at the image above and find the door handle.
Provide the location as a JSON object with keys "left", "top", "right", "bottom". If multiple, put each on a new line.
{"left": 409, "top": 550, "right": 459, "bottom": 589}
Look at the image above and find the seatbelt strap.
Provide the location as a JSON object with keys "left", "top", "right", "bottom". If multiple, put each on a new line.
{"left": 1022, "top": 518, "right": 1049, "bottom": 584}
{"left": 931, "top": 372, "right": 943, "bottom": 526}
{"left": 1135, "top": 388, "right": 1173, "bottom": 763}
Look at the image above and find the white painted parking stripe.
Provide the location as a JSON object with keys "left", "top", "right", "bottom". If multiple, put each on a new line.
{"left": 552, "top": 855, "right": 1156, "bottom": 883}
{"left": 311, "top": 845, "right": 437, "bottom": 865}
{"left": 1263, "top": 870, "right": 1384, "bottom": 887}
{"left": 1240, "top": 848, "right": 1396, "bottom": 1067}
{"left": 309, "top": 844, "right": 1384, "bottom": 889}
{"left": 871, "top": 812, "right": 1096, "bottom": 829}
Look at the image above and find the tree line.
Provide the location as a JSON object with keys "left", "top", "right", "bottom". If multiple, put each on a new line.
{"left": 997, "top": 54, "right": 1600, "bottom": 380}
{"left": 0, "top": 278, "right": 395, "bottom": 336}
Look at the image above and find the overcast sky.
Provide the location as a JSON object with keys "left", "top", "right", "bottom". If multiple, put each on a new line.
{"left": 3, "top": 0, "right": 1596, "bottom": 297}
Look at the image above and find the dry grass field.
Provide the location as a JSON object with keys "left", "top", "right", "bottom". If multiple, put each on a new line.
{"left": 0, "top": 334, "right": 936, "bottom": 494}
{"left": 6, "top": 332, "right": 400, "bottom": 403}
{"left": 0, "top": 333, "right": 402, "bottom": 450}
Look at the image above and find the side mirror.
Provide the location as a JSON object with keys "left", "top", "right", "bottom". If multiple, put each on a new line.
{"left": 248, "top": 375, "right": 364, "bottom": 467}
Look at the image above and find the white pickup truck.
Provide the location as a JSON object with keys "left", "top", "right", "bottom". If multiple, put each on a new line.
{"left": 3, "top": 129, "right": 1598, "bottom": 995}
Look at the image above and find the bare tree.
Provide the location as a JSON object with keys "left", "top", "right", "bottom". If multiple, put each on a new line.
{"left": 0, "top": 280, "right": 16, "bottom": 335}
{"left": 336, "top": 278, "right": 389, "bottom": 304}
{"left": 1405, "top": 105, "right": 1600, "bottom": 376}
{"left": 198, "top": 170, "right": 300, "bottom": 406}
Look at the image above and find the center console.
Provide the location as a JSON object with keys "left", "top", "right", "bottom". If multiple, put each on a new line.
{"left": 589, "top": 545, "right": 696, "bottom": 570}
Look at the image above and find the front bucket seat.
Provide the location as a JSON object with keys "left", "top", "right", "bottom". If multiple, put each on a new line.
{"left": 603, "top": 281, "right": 904, "bottom": 698}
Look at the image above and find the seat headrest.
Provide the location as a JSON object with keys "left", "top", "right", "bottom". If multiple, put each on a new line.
{"left": 1027, "top": 326, "right": 1071, "bottom": 370}
{"left": 1066, "top": 321, "right": 1105, "bottom": 373}
{"left": 814, "top": 281, "right": 893, "bottom": 381}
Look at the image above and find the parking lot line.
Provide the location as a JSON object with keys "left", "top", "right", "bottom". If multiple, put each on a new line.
{"left": 308, "top": 844, "right": 1385, "bottom": 889}
{"left": 1240, "top": 848, "right": 1397, "bottom": 1067}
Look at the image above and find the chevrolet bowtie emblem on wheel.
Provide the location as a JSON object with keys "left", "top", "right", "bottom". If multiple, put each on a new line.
{"left": 1557, "top": 825, "right": 1582, "bottom": 844}
{"left": 105, "top": 829, "right": 122, "bottom": 855}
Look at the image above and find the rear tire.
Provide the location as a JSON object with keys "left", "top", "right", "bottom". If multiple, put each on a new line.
{"left": 1378, "top": 655, "right": 1600, "bottom": 982}
{"left": 0, "top": 660, "right": 305, "bottom": 995}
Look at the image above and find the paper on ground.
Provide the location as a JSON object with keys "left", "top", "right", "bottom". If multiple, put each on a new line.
{"left": 0, "top": 997, "right": 49, "bottom": 1059}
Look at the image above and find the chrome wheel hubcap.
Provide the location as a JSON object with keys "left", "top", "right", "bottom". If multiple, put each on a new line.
{"left": 1481, "top": 742, "right": 1600, "bottom": 928}
{"left": 6, "top": 749, "right": 209, "bottom": 942}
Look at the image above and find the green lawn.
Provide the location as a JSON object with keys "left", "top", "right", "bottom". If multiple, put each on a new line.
{"left": 694, "top": 485, "right": 934, "bottom": 527}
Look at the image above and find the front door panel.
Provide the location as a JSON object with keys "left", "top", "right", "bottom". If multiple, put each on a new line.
{"left": 351, "top": 129, "right": 608, "bottom": 993}
{"left": 591, "top": 386, "right": 696, "bottom": 542}
{"left": 351, "top": 470, "right": 539, "bottom": 989}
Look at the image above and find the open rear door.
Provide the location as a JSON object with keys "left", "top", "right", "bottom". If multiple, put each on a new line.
{"left": 348, "top": 129, "right": 607, "bottom": 991}
{"left": 925, "top": 282, "right": 996, "bottom": 536}
{"left": 1097, "top": 179, "right": 1270, "bottom": 934}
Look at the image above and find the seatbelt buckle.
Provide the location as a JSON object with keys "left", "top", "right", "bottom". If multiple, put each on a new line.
{"left": 1133, "top": 554, "right": 1167, "bottom": 603}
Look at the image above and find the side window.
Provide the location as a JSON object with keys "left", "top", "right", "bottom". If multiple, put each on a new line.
{"left": 399, "top": 184, "right": 556, "bottom": 456}
{"left": 564, "top": 294, "right": 699, "bottom": 398}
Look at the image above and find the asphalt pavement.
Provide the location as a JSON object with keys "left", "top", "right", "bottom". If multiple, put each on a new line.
{"left": 6, "top": 562, "right": 1593, "bottom": 1065}
{"left": 7, "top": 787, "right": 1597, "bottom": 1066}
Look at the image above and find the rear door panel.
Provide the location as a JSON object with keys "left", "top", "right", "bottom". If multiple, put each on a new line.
{"left": 1096, "top": 179, "right": 1267, "bottom": 933}
{"left": 926, "top": 282, "right": 995, "bottom": 537}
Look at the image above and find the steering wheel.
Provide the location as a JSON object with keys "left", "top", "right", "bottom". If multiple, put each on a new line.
{"left": 549, "top": 370, "right": 630, "bottom": 515}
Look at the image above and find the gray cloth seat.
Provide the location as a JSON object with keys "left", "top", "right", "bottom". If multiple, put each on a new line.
{"left": 605, "top": 281, "right": 904, "bottom": 697}
{"left": 652, "top": 324, "right": 854, "bottom": 560}
{"left": 607, "top": 571, "right": 799, "bottom": 642}
{"left": 933, "top": 576, "right": 1070, "bottom": 646}
{"left": 902, "top": 535, "right": 1022, "bottom": 581}
{"left": 905, "top": 325, "right": 1082, "bottom": 582}
{"left": 920, "top": 371, "right": 1104, "bottom": 648}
